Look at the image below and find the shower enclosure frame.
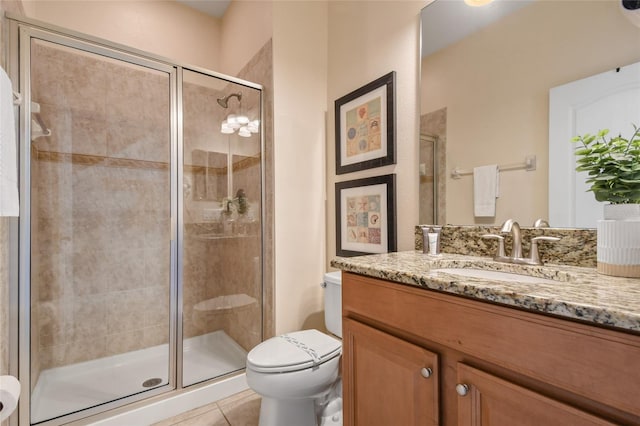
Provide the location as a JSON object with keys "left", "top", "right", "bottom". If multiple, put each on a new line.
{"left": 6, "top": 14, "right": 266, "bottom": 426}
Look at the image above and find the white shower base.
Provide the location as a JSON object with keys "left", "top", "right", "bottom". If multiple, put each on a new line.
{"left": 31, "top": 330, "right": 248, "bottom": 424}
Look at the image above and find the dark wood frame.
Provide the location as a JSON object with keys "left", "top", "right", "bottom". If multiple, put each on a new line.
{"left": 335, "top": 71, "right": 396, "bottom": 175}
{"left": 335, "top": 174, "right": 397, "bottom": 257}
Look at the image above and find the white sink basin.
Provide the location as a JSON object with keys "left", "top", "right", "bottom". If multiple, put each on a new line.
{"left": 431, "top": 268, "right": 558, "bottom": 284}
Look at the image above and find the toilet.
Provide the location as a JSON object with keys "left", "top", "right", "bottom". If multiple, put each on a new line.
{"left": 246, "top": 271, "right": 343, "bottom": 426}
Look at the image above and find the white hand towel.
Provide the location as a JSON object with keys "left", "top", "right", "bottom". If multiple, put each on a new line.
{"left": 0, "top": 66, "right": 18, "bottom": 217}
{"left": 473, "top": 164, "right": 499, "bottom": 217}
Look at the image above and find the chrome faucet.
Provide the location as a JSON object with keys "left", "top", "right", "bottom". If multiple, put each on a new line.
{"left": 482, "top": 219, "right": 560, "bottom": 266}
{"left": 533, "top": 218, "right": 550, "bottom": 228}
{"left": 500, "top": 219, "right": 523, "bottom": 259}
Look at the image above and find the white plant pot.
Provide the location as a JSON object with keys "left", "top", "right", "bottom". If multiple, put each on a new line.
{"left": 603, "top": 203, "right": 640, "bottom": 220}
{"left": 597, "top": 204, "right": 640, "bottom": 278}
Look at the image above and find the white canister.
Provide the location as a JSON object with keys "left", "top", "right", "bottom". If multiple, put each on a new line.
{"left": 597, "top": 204, "right": 640, "bottom": 277}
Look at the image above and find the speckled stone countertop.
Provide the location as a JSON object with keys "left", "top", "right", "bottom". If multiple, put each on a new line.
{"left": 414, "top": 225, "right": 597, "bottom": 267}
{"left": 331, "top": 251, "right": 640, "bottom": 333}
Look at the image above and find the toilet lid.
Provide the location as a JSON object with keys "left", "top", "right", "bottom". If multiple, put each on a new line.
{"left": 247, "top": 329, "right": 341, "bottom": 373}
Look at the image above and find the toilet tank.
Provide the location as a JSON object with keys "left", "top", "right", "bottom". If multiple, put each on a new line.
{"left": 323, "top": 271, "right": 342, "bottom": 338}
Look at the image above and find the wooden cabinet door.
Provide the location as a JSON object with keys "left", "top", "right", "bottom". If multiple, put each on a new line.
{"left": 343, "top": 318, "right": 439, "bottom": 426}
{"left": 456, "top": 363, "right": 616, "bottom": 426}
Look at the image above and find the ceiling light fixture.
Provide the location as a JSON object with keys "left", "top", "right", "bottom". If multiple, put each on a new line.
{"left": 217, "top": 92, "right": 260, "bottom": 137}
{"left": 464, "top": 0, "right": 495, "bottom": 6}
{"left": 221, "top": 115, "right": 260, "bottom": 138}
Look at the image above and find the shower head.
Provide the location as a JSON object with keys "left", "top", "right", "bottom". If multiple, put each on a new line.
{"left": 217, "top": 92, "right": 242, "bottom": 108}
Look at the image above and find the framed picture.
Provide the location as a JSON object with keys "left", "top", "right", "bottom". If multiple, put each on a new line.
{"left": 335, "top": 71, "right": 396, "bottom": 175}
{"left": 335, "top": 174, "right": 397, "bottom": 257}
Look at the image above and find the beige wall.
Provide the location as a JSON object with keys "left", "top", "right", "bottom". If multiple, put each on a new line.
{"left": 220, "top": 1, "right": 272, "bottom": 76}
{"left": 4, "top": 0, "right": 426, "bottom": 343}
{"left": 272, "top": 1, "right": 328, "bottom": 334}
{"left": 326, "top": 1, "right": 423, "bottom": 266}
{"left": 253, "top": 0, "right": 424, "bottom": 335}
{"left": 22, "top": 0, "right": 222, "bottom": 70}
{"left": 422, "top": 0, "right": 640, "bottom": 225}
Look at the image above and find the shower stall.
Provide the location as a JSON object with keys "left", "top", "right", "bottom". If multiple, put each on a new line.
{"left": 7, "top": 16, "right": 264, "bottom": 425}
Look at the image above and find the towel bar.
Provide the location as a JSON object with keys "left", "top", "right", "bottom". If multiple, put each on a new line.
{"left": 451, "top": 155, "right": 536, "bottom": 179}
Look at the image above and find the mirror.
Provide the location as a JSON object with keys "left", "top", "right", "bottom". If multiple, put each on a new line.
{"left": 420, "top": 0, "right": 640, "bottom": 227}
{"left": 192, "top": 149, "right": 228, "bottom": 201}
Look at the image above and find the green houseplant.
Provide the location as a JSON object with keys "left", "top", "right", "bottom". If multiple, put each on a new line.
{"left": 572, "top": 124, "right": 640, "bottom": 204}
{"left": 572, "top": 124, "right": 640, "bottom": 278}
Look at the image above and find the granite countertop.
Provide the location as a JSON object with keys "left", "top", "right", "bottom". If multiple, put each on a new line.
{"left": 331, "top": 251, "right": 640, "bottom": 333}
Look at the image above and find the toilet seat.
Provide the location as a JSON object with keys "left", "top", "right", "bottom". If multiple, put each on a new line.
{"left": 247, "top": 329, "right": 341, "bottom": 373}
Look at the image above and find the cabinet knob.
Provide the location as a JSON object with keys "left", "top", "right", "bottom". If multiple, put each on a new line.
{"left": 455, "top": 383, "right": 469, "bottom": 396}
{"left": 420, "top": 367, "right": 432, "bottom": 378}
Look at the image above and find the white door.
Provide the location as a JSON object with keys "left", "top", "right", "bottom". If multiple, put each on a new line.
{"left": 549, "top": 61, "right": 640, "bottom": 228}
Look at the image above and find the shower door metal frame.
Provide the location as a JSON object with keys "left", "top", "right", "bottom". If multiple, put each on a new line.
{"left": 7, "top": 13, "right": 265, "bottom": 426}
{"left": 175, "top": 67, "right": 266, "bottom": 390}
{"left": 8, "top": 19, "right": 180, "bottom": 426}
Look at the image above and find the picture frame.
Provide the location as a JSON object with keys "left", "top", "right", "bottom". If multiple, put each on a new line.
{"left": 335, "top": 174, "right": 397, "bottom": 257}
{"left": 335, "top": 71, "right": 396, "bottom": 175}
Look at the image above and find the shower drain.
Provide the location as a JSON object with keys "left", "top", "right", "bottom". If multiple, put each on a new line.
{"left": 142, "top": 378, "right": 163, "bottom": 388}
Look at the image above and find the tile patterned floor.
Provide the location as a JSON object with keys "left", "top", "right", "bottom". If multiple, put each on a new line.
{"left": 152, "top": 389, "right": 261, "bottom": 426}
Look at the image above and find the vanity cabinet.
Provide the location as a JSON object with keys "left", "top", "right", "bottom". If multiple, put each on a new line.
{"left": 456, "top": 363, "right": 615, "bottom": 425}
{"left": 342, "top": 318, "right": 439, "bottom": 425}
{"left": 341, "top": 272, "right": 640, "bottom": 426}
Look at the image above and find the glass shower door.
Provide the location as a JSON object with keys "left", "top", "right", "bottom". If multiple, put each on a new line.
{"left": 27, "top": 36, "right": 175, "bottom": 423}
{"left": 181, "top": 70, "right": 262, "bottom": 386}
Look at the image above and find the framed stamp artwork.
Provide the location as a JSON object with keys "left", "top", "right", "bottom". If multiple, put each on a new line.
{"left": 335, "top": 71, "right": 396, "bottom": 175}
{"left": 335, "top": 174, "right": 397, "bottom": 257}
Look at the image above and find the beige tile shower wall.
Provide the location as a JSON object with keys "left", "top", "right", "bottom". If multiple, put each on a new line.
{"left": 182, "top": 81, "right": 225, "bottom": 342}
{"left": 30, "top": 146, "right": 41, "bottom": 389}
{"left": 31, "top": 41, "right": 172, "bottom": 371}
{"left": 181, "top": 76, "right": 263, "bottom": 352}
{"left": 182, "top": 81, "right": 228, "bottom": 224}
{"left": 214, "top": 236, "right": 262, "bottom": 351}
{"left": 183, "top": 42, "right": 272, "bottom": 350}
{"left": 236, "top": 40, "right": 273, "bottom": 339}
{"left": 224, "top": 151, "right": 262, "bottom": 350}
{"left": 420, "top": 109, "right": 446, "bottom": 226}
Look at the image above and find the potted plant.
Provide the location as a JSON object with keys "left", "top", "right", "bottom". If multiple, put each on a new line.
{"left": 572, "top": 124, "right": 640, "bottom": 277}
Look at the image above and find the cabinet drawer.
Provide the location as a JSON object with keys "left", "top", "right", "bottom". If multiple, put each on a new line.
{"left": 343, "top": 272, "right": 640, "bottom": 417}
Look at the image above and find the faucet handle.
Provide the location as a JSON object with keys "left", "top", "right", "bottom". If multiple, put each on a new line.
{"left": 482, "top": 234, "right": 506, "bottom": 258}
{"left": 533, "top": 219, "right": 550, "bottom": 228}
{"left": 529, "top": 236, "right": 561, "bottom": 265}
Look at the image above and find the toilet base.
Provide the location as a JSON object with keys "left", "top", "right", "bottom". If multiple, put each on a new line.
{"left": 258, "top": 396, "right": 317, "bottom": 426}
{"left": 318, "top": 396, "right": 342, "bottom": 426}
{"left": 319, "top": 410, "right": 342, "bottom": 426}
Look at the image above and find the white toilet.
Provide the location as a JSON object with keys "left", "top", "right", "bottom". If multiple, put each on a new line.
{"left": 246, "top": 271, "right": 343, "bottom": 426}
